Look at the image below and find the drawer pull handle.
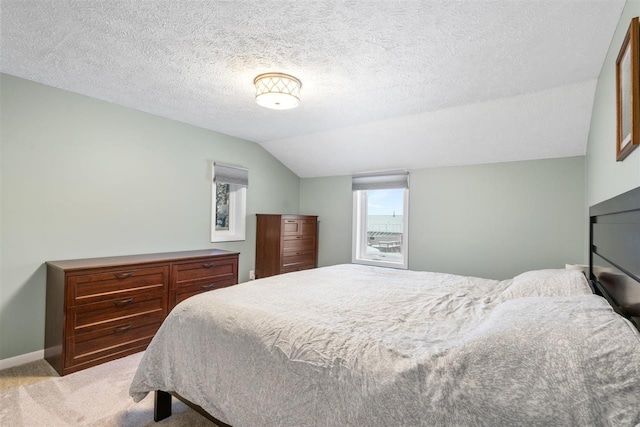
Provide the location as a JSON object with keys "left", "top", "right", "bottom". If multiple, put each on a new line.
{"left": 202, "top": 263, "right": 214, "bottom": 268}
{"left": 201, "top": 283, "right": 216, "bottom": 290}
{"left": 114, "top": 272, "right": 134, "bottom": 279}
{"left": 296, "top": 236, "right": 303, "bottom": 239}
{"left": 114, "top": 298, "right": 134, "bottom": 307}
{"left": 113, "top": 324, "right": 132, "bottom": 334}
{"left": 285, "top": 220, "right": 296, "bottom": 223}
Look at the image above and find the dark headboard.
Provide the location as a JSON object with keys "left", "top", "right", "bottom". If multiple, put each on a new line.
{"left": 589, "top": 186, "right": 640, "bottom": 331}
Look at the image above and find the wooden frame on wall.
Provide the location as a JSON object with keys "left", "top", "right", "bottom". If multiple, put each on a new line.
{"left": 616, "top": 17, "right": 639, "bottom": 161}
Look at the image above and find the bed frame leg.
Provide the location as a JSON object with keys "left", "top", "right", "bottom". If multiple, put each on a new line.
{"left": 154, "top": 390, "right": 172, "bottom": 422}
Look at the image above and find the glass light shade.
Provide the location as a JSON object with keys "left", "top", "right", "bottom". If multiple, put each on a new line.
{"left": 254, "top": 73, "right": 302, "bottom": 110}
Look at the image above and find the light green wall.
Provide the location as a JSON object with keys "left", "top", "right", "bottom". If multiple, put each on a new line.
{"left": 0, "top": 74, "right": 300, "bottom": 360}
{"left": 586, "top": 0, "right": 640, "bottom": 205}
{"left": 409, "top": 157, "right": 585, "bottom": 279}
{"left": 299, "top": 176, "right": 353, "bottom": 267}
{"left": 300, "top": 156, "right": 586, "bottom": 280}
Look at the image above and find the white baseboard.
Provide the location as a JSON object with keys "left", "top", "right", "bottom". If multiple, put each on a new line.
{"left": 0, "top": 350, "right": 45, "bottom": 371}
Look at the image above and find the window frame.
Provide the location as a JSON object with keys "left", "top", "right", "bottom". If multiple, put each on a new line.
{"left": 352, "top": 187, "right": 409, "bottom": 269}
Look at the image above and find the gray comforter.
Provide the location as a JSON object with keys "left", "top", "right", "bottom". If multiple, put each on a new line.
{"left": 130, "top": 264, "right": 640, "bottom": 426}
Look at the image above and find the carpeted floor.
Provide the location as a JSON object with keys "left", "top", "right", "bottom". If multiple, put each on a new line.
{"left": 0, "top": 352, "right": 217, "bottom": 426}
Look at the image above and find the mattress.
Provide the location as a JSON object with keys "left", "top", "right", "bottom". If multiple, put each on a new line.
{"left": 130, "top": 264, "right": 640, "bottom": 426}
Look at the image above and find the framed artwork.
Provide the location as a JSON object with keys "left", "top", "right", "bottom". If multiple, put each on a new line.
{"left": 616, "top": 17, "right": 639, "bottom": 161}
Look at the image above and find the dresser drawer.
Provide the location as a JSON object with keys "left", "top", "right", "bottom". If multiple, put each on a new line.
{"left": 172, "top": 277, "right": 237, "bottom": 307}
{"left": 67, "top": 292, "right": 167, "bottom": 336}
{"left": 172, "top": 257, "right": 237, "bottom": 288}
{"left": 68, "top": 266, "right": 169, "bottom": 306}
{"left": 282, "top": 236, "right": 316, "bottom": 254}
{"left": 65, "top": 321, "right": 162, "bottom": 369}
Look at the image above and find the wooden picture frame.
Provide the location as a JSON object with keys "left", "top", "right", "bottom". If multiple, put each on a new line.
{"left": 616, "top": 17, "right": 639, "bottom": 161}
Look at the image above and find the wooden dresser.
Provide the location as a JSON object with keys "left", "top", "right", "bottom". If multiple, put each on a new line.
{"left": 255, "top": 214, "right": 318, "bottom": 278}
{"left": 45, "top": 249, "right": 239, "bottom": 376}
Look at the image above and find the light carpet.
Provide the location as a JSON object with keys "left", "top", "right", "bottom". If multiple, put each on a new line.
{"left": 0, "top": 352, "right": 216, "bottom": 426}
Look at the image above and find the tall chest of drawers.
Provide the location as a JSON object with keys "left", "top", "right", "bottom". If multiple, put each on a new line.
{"left": 45, "top": 249, "right": 239, "bottom": 376}
{"left": 255, "top": 214, "right": 318, "bottom": 278}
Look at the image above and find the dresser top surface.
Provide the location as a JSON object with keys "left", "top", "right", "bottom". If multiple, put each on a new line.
{"left": 46, "top": 249, "right": 240, "bottom": 271}
{"left": 256, "top": 214, "right": 318, "bottom": 220}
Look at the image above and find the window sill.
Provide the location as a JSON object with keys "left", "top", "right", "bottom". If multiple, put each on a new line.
{"left": 352, "top": 257, "right": 408, "bottom": 270}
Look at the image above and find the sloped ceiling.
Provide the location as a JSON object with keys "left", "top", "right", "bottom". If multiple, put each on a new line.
{"left": 0, "top": 1, "right": 625, "bottom": 177}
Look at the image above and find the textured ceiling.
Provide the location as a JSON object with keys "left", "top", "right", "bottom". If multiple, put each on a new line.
{"left": 0, "top": 1, "right": 626, "bottom": 177}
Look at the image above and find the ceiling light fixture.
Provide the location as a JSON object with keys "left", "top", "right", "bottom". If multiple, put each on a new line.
{"left": 254, "top": 73, "right": 302, "bottom": 110}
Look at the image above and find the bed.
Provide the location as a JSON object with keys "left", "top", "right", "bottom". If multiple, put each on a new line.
{"left": 130, "top": 186, "right": 640, "bottom": 426}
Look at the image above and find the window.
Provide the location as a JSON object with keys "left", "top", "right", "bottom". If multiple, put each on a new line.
{"left": 211, "top": 162, "right": 248, "bottom": 242}
{"left": 352, "top": 172, "right": 409, "bottom": 269}
{"left": 215, "top": 183, "right": 231, "bottom": 231}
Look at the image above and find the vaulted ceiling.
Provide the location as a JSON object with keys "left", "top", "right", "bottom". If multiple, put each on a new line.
{"left": 0, "top": 1, "right": 625, "bottom": 177}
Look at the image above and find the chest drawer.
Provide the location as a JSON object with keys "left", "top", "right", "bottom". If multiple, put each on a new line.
{"left": 282, "top": 236, "right": 316, "bottom": 254}
{"left": 282, "top": 218, "right": 317, "bottom": 236}
{"left": 281, "top": 251, "right": 315, "bottom": 269}
{"left": 280, "top": 264, "right": 315, "bottom": 274}
{"left": 68, "top": 266, "right": 169, "bottom": 306}
{"left": 67, "top": 292, "right": 167, "bottom": 336}
{"left": 300, "top": 219, "right": 317, "bottom": 236}
{"left": 282, "top": 219, "right": 301, "bottom": 236}
{"left": 172, "top": 256, "right": 238, "bottom": 288}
